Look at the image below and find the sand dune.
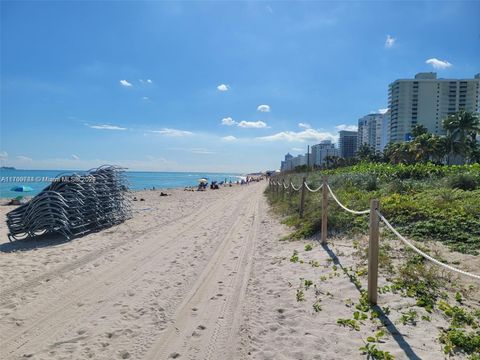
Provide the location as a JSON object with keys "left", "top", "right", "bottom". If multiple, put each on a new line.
{"left": 0, "top": 182, "right": 477, "bottom": 359}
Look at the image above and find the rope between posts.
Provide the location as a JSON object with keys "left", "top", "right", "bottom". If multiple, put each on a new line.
{"left": 326, "top": 185, "right": 370, "bottom": 215}
{"left": 283, "top": 182, "right": 290, "bottom": 189}
{"left": 304, "top": 182, "right": 323, "bottom": 193}
{"left": 376, "top": 210, "right": 480, "bottom": 280}
{"left": 291, "top": 182, "right": 302, "bottom": 191}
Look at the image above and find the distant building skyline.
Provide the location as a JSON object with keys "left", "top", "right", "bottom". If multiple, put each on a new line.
{"left": 278, "top": 71, "right": 480, "bottom": 171}
{"left": 311, "top": 140, "right": 339, "bottom": 167}
{"left": 339, "top": 130, "right": 358, "bottom": 159}
{"left": 388, "top": 72, "right": 480, "bottom": 143}
{"left": 358, "top": 111, "right": 389, "bottom": 153}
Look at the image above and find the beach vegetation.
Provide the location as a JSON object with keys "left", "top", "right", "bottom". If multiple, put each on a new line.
{"left": 304, "top": 279, "right": 313, "bottom": 290}
{"left": 296, "top": 289, "right": 305, "bottom": 302}
{"left": 366, "top": 330, "right": 386, "bottom": 343}
{"left": 290, "top": 250, "right": 299, "bottom": 263}
{"left": 359, "top": 343, "right": 395, "bottom": 360}
{"left": 399, "top": 309, "right": 418, "bottom": 326}
{"left": 336, "top": 318, "right": 360, "bottom": 331}
{"left": 267, "top": 162, "right": 480, "bottom": 254}
{"left": 309, "top": 260, "right": 320, "bottom": 267}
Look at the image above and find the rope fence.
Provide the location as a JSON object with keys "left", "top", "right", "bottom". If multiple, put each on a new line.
{"left": 268, "top": 175, "right": 480, "bottom": 304}
{"left": 376, "top": 210, "right": 480, "bottom": 280}
{"left": 326, "top": 184, "right": 370, "bottom": 215}
{"left": 290, "top": 182, "right": 302, "bottom": 191}
{"left": 304, "top": 182, "right": 323, "bottom": 193}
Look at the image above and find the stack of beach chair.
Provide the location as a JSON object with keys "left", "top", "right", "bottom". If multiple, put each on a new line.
{"left": 6, "top": 165, "right": 132, "bottom": 241}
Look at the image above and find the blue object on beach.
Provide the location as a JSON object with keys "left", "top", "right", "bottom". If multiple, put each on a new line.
{"left": 10, "top": 186, "right": 34, "bottom": 192}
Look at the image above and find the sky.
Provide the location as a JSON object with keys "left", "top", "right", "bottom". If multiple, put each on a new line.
{"left": 1, "top": 1, "right": 479, "bottom": 173}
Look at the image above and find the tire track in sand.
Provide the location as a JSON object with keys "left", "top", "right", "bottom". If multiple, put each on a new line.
{"left": 0, "top": 191, "right": 231, "bottom": 306}
{"left": 0, "top": 187, "right": 252, "bottom": 359}
{"left": 143, "top": 186, "right": 262, "bottom": 360}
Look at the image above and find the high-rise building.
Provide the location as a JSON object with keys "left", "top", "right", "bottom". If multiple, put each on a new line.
{"left": 357, "top": 111, "right": 389, "bottom": 153}
{"left": 280, "top": 153, "right": 293, "bottom": 172}
{"left": 388, "top": 72, "right": 480, "bottom": 143}
{"left": 311, "top": 140, "right": 340, "bottom": 167}
{"left": 339, "top": 130, "right": 358, "bottom": 159}
{"left": 291, "top": 154, "right": 306, "bottom": 169}
{"left": 280, "top": 153, "right": 307, "bottom": 172}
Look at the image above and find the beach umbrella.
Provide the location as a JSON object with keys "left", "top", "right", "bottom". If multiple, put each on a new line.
{"left": 10, "top": 186, "right": 34, "bottom": 192}
{"left": 198, "top": 178, "right": 208, "bottom": 183}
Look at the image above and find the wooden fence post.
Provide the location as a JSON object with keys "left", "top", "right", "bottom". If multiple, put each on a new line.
{"left": 288, "top": 178, "right": 292, "bottom": 205}
{"left": 368, "top": 199, "right": 380, "bottom": 305}
{"left": 321, "top": 176, "right": 328, "bottom": 244}
{"left": 299, "top": 176, "right": 307, "bottom": 217}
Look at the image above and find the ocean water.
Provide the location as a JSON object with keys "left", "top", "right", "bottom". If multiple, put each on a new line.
{"left": 0, "top": 169, "right": 244, "bottom": 198}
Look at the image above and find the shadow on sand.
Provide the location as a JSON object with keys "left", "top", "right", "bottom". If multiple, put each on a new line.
{"left": 321, "top": 242, "right": 422, "bottom": 360}
{"left": 0, "top": 233, "right": 74, "bottom": 253}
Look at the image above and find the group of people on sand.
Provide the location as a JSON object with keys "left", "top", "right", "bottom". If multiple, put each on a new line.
{"left": 181, "top": 176, "right": 265, "bottom": 192}
{"left": 240, "top": 176, "right": 263, "bottom": 185}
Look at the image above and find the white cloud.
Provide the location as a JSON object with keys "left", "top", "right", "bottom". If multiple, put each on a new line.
{"left": 0, "top": 151, "right": 7, "bottom": 160}
{"left": 335, "top": 124, "right": 358, "bottom": 132}
{"left": 425, "top": 58, "right": 452, "bottom": 69}
{"left": 217, "top": 84, "right": 230, "bottom": 92}
{"left": 221, "top": 135, "right": 237, "bottom": 141}
{"left": 385, "top": 35, "right": 395, "bottom": 48}
{"left": 119, "top": 79, "right": 133, "bottom": 87}
{"left": 257, "top": 128, "right": 336, "bottom": 142}
{"left": 257, "top": 104, "right": 270, "bottom": 112}
{"left": 378, "top": 108, "right": 389, "bottom": 114}
{"left": 237, "top": 120, "right": 268, "bottom": 128}
{"left": 220, "top": 117, "right": 268, "bottom": 128}
{"left": 146, "top": 79, "right": 153, "bottom": 84}
{"left": 221, "top": 117, "right": 236, "bottom": 126}
{"left": 298, "top": 123, "right": 311, "bottom": 129}
{"left": 71, "top": 154, "right": 79, "bottom": 160}
{"left": 139, "top": 79, "right": 153, "bottom": 84}
{"left": 142, "top": 96, "right": 149, "bottom": 100}
{"left": 291, "top": 147, "right": 304, "bottom": 152}
{"left": 88, "top": 124, "right": 127, "bottom": 131}
{"left": 152, "top": 128, "right": 193, "bottom": 137}
{"left": 17, "top": 155, "right": 32, "bottom": 162}
{"left": 190, "top": 148, "right": 214, "bottom": 154}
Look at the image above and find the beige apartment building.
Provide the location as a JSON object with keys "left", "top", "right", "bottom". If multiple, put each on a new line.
{"left": 388, "top": 72, "right": 480, "bottom": 143}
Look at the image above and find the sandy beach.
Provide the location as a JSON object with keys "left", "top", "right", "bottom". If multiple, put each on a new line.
{"left": 0, "top": 182, "right": 478, "bottom": 360}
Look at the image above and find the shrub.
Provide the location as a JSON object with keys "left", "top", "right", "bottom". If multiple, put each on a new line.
{"left": 448, "top": 173, "right": 478, "bottom": 191}
{"left": 365, "top": 176, "right": 379, "bottom": 191}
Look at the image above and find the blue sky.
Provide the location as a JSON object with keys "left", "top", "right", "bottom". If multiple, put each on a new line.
{"left": 1, "top": 1, "right": 479, "bottom": 173}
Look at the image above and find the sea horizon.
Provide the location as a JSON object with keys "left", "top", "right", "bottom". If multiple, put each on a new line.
{"left": 0, "top": 168, "right": 246, "bottom": 198}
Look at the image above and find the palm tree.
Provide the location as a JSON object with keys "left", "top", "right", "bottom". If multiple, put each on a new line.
{"left": 429, "top": 135, "right": 448, "bottom": 164}
{"left": 442, "top": 111, "right": 480, "bottom": 163}
{"left": 411, "top": 124, "right": 428, "bottom": 138}
{"left": 356, "top": 143, "right": 376, "bottom": 162}
{"left": 410, "top": 133, "right": 434, "bottom": 163}
{"left": 384, "top": 142, "right": 413, "bottom": 164}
